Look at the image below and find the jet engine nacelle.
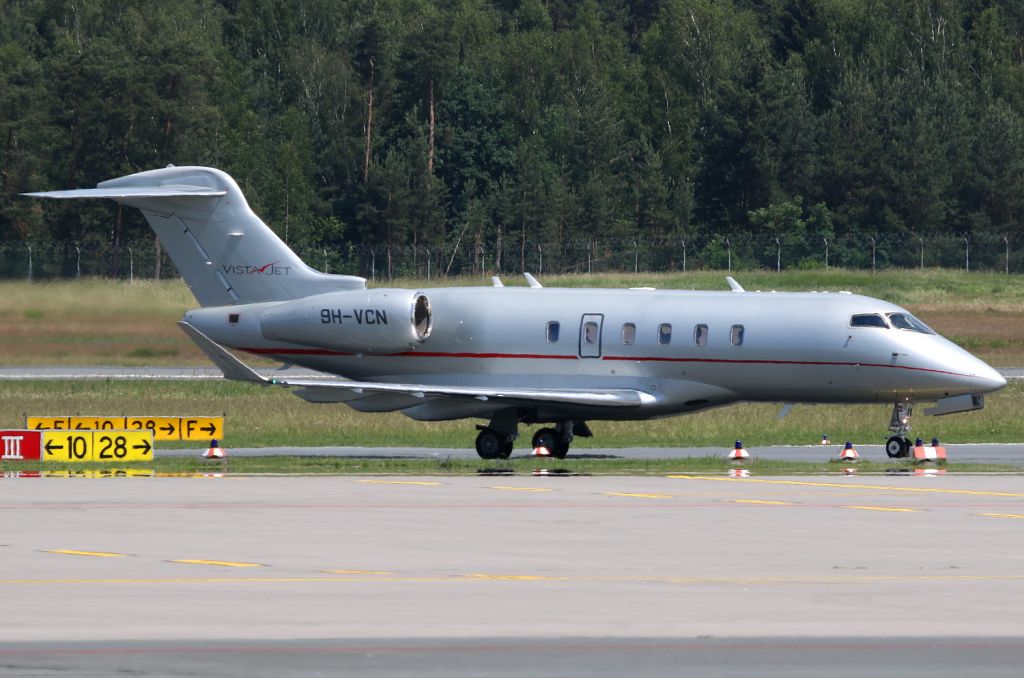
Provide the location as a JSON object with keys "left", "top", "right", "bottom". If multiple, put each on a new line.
{"left": 259, "top": 289, "right": 432, "bottom": 354}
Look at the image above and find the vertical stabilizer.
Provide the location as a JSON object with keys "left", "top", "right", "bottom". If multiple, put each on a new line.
{"left": 26, "top": 166, "right": 365, "bottom": 306}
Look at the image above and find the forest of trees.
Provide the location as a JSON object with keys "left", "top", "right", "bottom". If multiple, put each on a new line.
{"left": 1, "top": 0, "right": 1023, "bottom": 278}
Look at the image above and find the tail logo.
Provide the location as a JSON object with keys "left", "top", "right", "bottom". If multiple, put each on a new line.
{"left": 221, "top": 262, "right": 292, "bottom": 276}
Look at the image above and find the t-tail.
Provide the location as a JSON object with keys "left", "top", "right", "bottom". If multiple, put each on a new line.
{"left": 25, "top": 166, "right": 366, "bottom": 306}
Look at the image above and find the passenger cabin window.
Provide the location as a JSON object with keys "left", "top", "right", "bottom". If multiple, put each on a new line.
{"left": 228, "top": 313, "right": 240, "bottom": 324}
{"left": 546, "top": 321, "right": 560, "bottom": 343}
{"left": 621, "top": 323, "right": 636, "bottom": 345}
{"left": 730, "top": 324, "right": 744, "bottom": 346}
{"left": 583, "top": 321, "right": 598, "bottom": 345}
{"left": 694, "top": 324, "right": 708, "bottom": 347}
{"left": 887, "top": 313, "right": 935, "bottom": 335}
{"left": 850, "top": 313, "right": 889, "bottom": 329}
{"left": 658, "top": 323, "right": 672, "bottom": 345}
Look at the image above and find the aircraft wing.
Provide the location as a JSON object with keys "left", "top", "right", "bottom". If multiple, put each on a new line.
{"left": 179, "top": 322, "right": 653, "bottom": 411}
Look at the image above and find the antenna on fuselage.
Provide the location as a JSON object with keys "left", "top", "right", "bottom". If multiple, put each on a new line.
{"left": 523, "top": 273, "right": 542, "bottom": 288}
{"left": 726, "top": 276, "right": 745, "bottom": 292}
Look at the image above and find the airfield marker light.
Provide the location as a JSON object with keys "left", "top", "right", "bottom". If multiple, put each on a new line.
{"left": 726, "top": 468, "right": 750, "bottom": 478}
{"left": 838, "top": 441, "right": 860, "bottom": 462}
{"left": 202, "top": 439, "right": 226, "bottom": 459}
{"left": 727, "top": 441, "right": 749, "bottom": 461}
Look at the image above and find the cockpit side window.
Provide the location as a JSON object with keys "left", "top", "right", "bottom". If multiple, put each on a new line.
{"left": 887, "top": 313, "right": 935, "bottom": 334}
{"left": 850, "top": 314, "right": 889, "bottom": 329}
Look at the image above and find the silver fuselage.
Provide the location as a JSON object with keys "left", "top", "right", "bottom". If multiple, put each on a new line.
{"left": 184, "top": 286, "right": 1006, "bottom": 422}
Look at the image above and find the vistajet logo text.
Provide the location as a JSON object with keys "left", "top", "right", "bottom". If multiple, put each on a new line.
{"left": 222, "top": 262, "right": 292, "bottom": 276}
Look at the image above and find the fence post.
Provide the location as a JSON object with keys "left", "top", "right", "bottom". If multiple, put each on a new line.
{"left": 426, "top": 248, "right": 431, "bottom": 279}
{"left": 75, "top": 245, "right": 81, "bottom": 278}
{"left": 681, "top": 239, "right": 686, "bottom": 272}
{"left": 128, "top": 245, "right": 134, "bottom": 283}
{"left": 823, "top": 237, "right": 828, "bottom": 269}
{"left": 919, "top": 236, "right": 924, "bottom": 269}
{"left": 870, "top": 236, "right": 876, "bottom": 272}
{"left": 726, "top": 238, "right": 731, "bottom": 272}
{"left": 1005, "top": 236, "right": 1010, "bottom": 275}
{"left": 537, "top": 244, "right": 542, "bottom": 275}
{"left": 964, "top": 235, "right": 970, "bottom": 273}
{"left": 633, "top": 240, "right": 638, "bottom": 274}
{"left": 27, "top": 245, "right": 32, "bottom": 281}
{"left": 776, "top": 236, "right": 781, "bottom": 272}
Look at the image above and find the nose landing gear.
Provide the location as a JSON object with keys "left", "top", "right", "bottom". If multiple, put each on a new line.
{"left": 886, "top": 402, "right": 913, "bottom": 458}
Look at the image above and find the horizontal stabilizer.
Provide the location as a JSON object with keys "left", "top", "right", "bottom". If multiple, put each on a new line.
{"left": 23, "top": 186, "right": 227, "bottom": 200}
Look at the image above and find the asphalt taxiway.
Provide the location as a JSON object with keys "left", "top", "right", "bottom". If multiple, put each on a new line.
{"left": 3, "top": 473, "right": 1024, "bottom": 676}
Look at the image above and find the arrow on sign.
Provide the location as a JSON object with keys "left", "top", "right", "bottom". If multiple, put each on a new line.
{"left": 44, "top": 440, "right": 63, "bottom": 454}
{"left": 133, "top": 440, "right": 152, "bottom": 454}
{"left": 159, "top": 423, "right": 176, "bottom": 436}
{"left": 201, "top": 424, "right": 217, "bottom": 435}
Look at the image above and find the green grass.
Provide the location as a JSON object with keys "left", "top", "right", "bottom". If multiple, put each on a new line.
{"left": 1, "top": 456, "right": 1016, "bottom": 476}
{"left": 2, "top": 379, "right": 1021, "bottom": 448}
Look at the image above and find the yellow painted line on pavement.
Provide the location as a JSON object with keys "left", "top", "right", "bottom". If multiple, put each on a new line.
{"left": 490, "top": 486, "right": 552, "bottom": 493}
{"left": 322, "top": 569, "right": 395, "bottom": 575}
{"left": 732, "top": 499, "right": 792, "bottom": 505}
{"left": 5, "top": 573, "right": 1024, "bottom": 586}
{"left": 45, "top": 549, "right": 126, "bottom": 558}
{"left": 842, "top": 505, "right": 918, "bottom": 513}
{"left": 979, "top": 513, "right": 1024, "bottom": 520}
{"left": 172, "top": 559, "right": 264, "bottom": 568}
{"left": 603, "top": 492, "right": 673, "bottom": 499}
{"left": 357, "top": 480, "right": 441, "bottom": 486}
{"left": 667, "top": 474, "right": 1024, "bottom": 498}
{"left": 466, "top": 573, "right": 567, "bottom": 581}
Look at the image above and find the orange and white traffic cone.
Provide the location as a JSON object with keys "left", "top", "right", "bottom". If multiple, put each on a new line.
{"left": 727, "top": 468, "right": 751, "bottom": 478}
{"left": 820, "top": 434, "right": 831, "bottom": 445}
{"left": 202, "top": 439, "right": 226, "bottom": 459}
{"left": 912, "top": 437, "right": 947, "bottom": 462}
{"left": 727, "top": 440, "right": 750, "bottom": 461}
{"left": 838, "top": 441, "right": 860, "bottom": 462}
{"left": 532, "top": 445, "right": 551, "bottom": 457}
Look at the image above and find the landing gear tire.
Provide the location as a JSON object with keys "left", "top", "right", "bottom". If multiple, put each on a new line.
{"left": 886, "top": 436, "right": 910, "bottom": 459}
{"left": 532, "top": 428, "right": 569, "bottom": 459}
{"left": 476, "top": 429, "right": 505, "bottom": 460}
{"left": 499, "top": 440, "right": 513, "bottom": 459}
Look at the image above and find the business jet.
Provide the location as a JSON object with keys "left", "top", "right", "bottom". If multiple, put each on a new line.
{"left": 27, "top": 166, "right": 1007, "bottom": 459}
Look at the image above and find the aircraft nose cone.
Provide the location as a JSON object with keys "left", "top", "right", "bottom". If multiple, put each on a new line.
{"left": 970, "top": 360, "right": 1007, "bottom": 393}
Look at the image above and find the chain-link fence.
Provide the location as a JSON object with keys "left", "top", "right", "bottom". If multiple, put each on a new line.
{"left": 1, "top": 232, "right": 1020, "bottom": 282}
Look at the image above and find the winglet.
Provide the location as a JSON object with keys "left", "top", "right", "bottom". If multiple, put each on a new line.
{"left": 177, "top": 321, "right": 270, "bottom": 384}
{"left": 491, "top": 276, "right": 504, "bottom": 287}
{"left": 726, "top": 276, "right": 745, "bottom": 292}
{"left": 523, "top": 273, "right": 542, "bottom": 288}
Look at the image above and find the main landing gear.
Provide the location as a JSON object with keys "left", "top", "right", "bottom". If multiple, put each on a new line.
{"left": 885, "top": 402, "right": 914, "bottom": 458}
{"left": 473, "top": 413, "right": 591, "bottom": 460}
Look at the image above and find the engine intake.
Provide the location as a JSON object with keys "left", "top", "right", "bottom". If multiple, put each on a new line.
{"left": 259, "top": 289, "right": 432, "bottom": 354}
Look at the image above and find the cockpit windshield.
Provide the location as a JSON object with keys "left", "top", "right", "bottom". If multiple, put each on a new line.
{"left": 850, "top": 313, "right": 889, "bottom": 329}
{"left": 887, "top": 312, "right": 935, "bottom": 334}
